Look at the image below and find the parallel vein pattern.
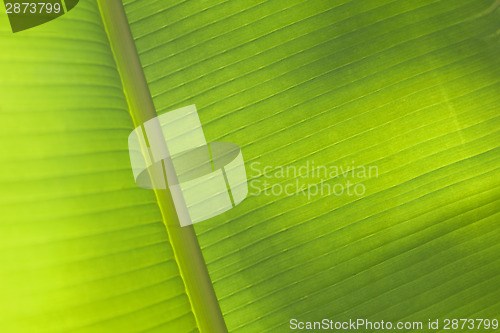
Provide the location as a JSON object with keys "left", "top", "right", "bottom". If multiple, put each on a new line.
{"left": 123, "top": 0, "right": 500, "bottom": 331}
{"left": 0, "top": 3, "right": 198, "bottom": 332}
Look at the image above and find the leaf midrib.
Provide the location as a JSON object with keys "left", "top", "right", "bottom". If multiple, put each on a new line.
{"left": 95, "top": 1, "right": 227, "bottom": 332}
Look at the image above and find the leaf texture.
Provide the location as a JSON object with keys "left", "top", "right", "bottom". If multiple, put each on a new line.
{"left": 122, "top": 0, "right": 500, "bottom": 331}
{"left": 0, "top": 3, "right": 198, "bottom": 332}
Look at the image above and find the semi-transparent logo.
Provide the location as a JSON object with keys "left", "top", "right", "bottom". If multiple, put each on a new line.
{"left": 128, "top": 105, "right": 248, "bottom": 227}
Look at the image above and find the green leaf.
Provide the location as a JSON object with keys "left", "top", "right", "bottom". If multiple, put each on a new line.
{"left": 2, "top": 0, "right": 500, "bottom": 332}
{"left": 122, "top": 0, "right": 500, "bottom": 331}
{"left": 0, "top": 2, "right": 202, "bottom": 332}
